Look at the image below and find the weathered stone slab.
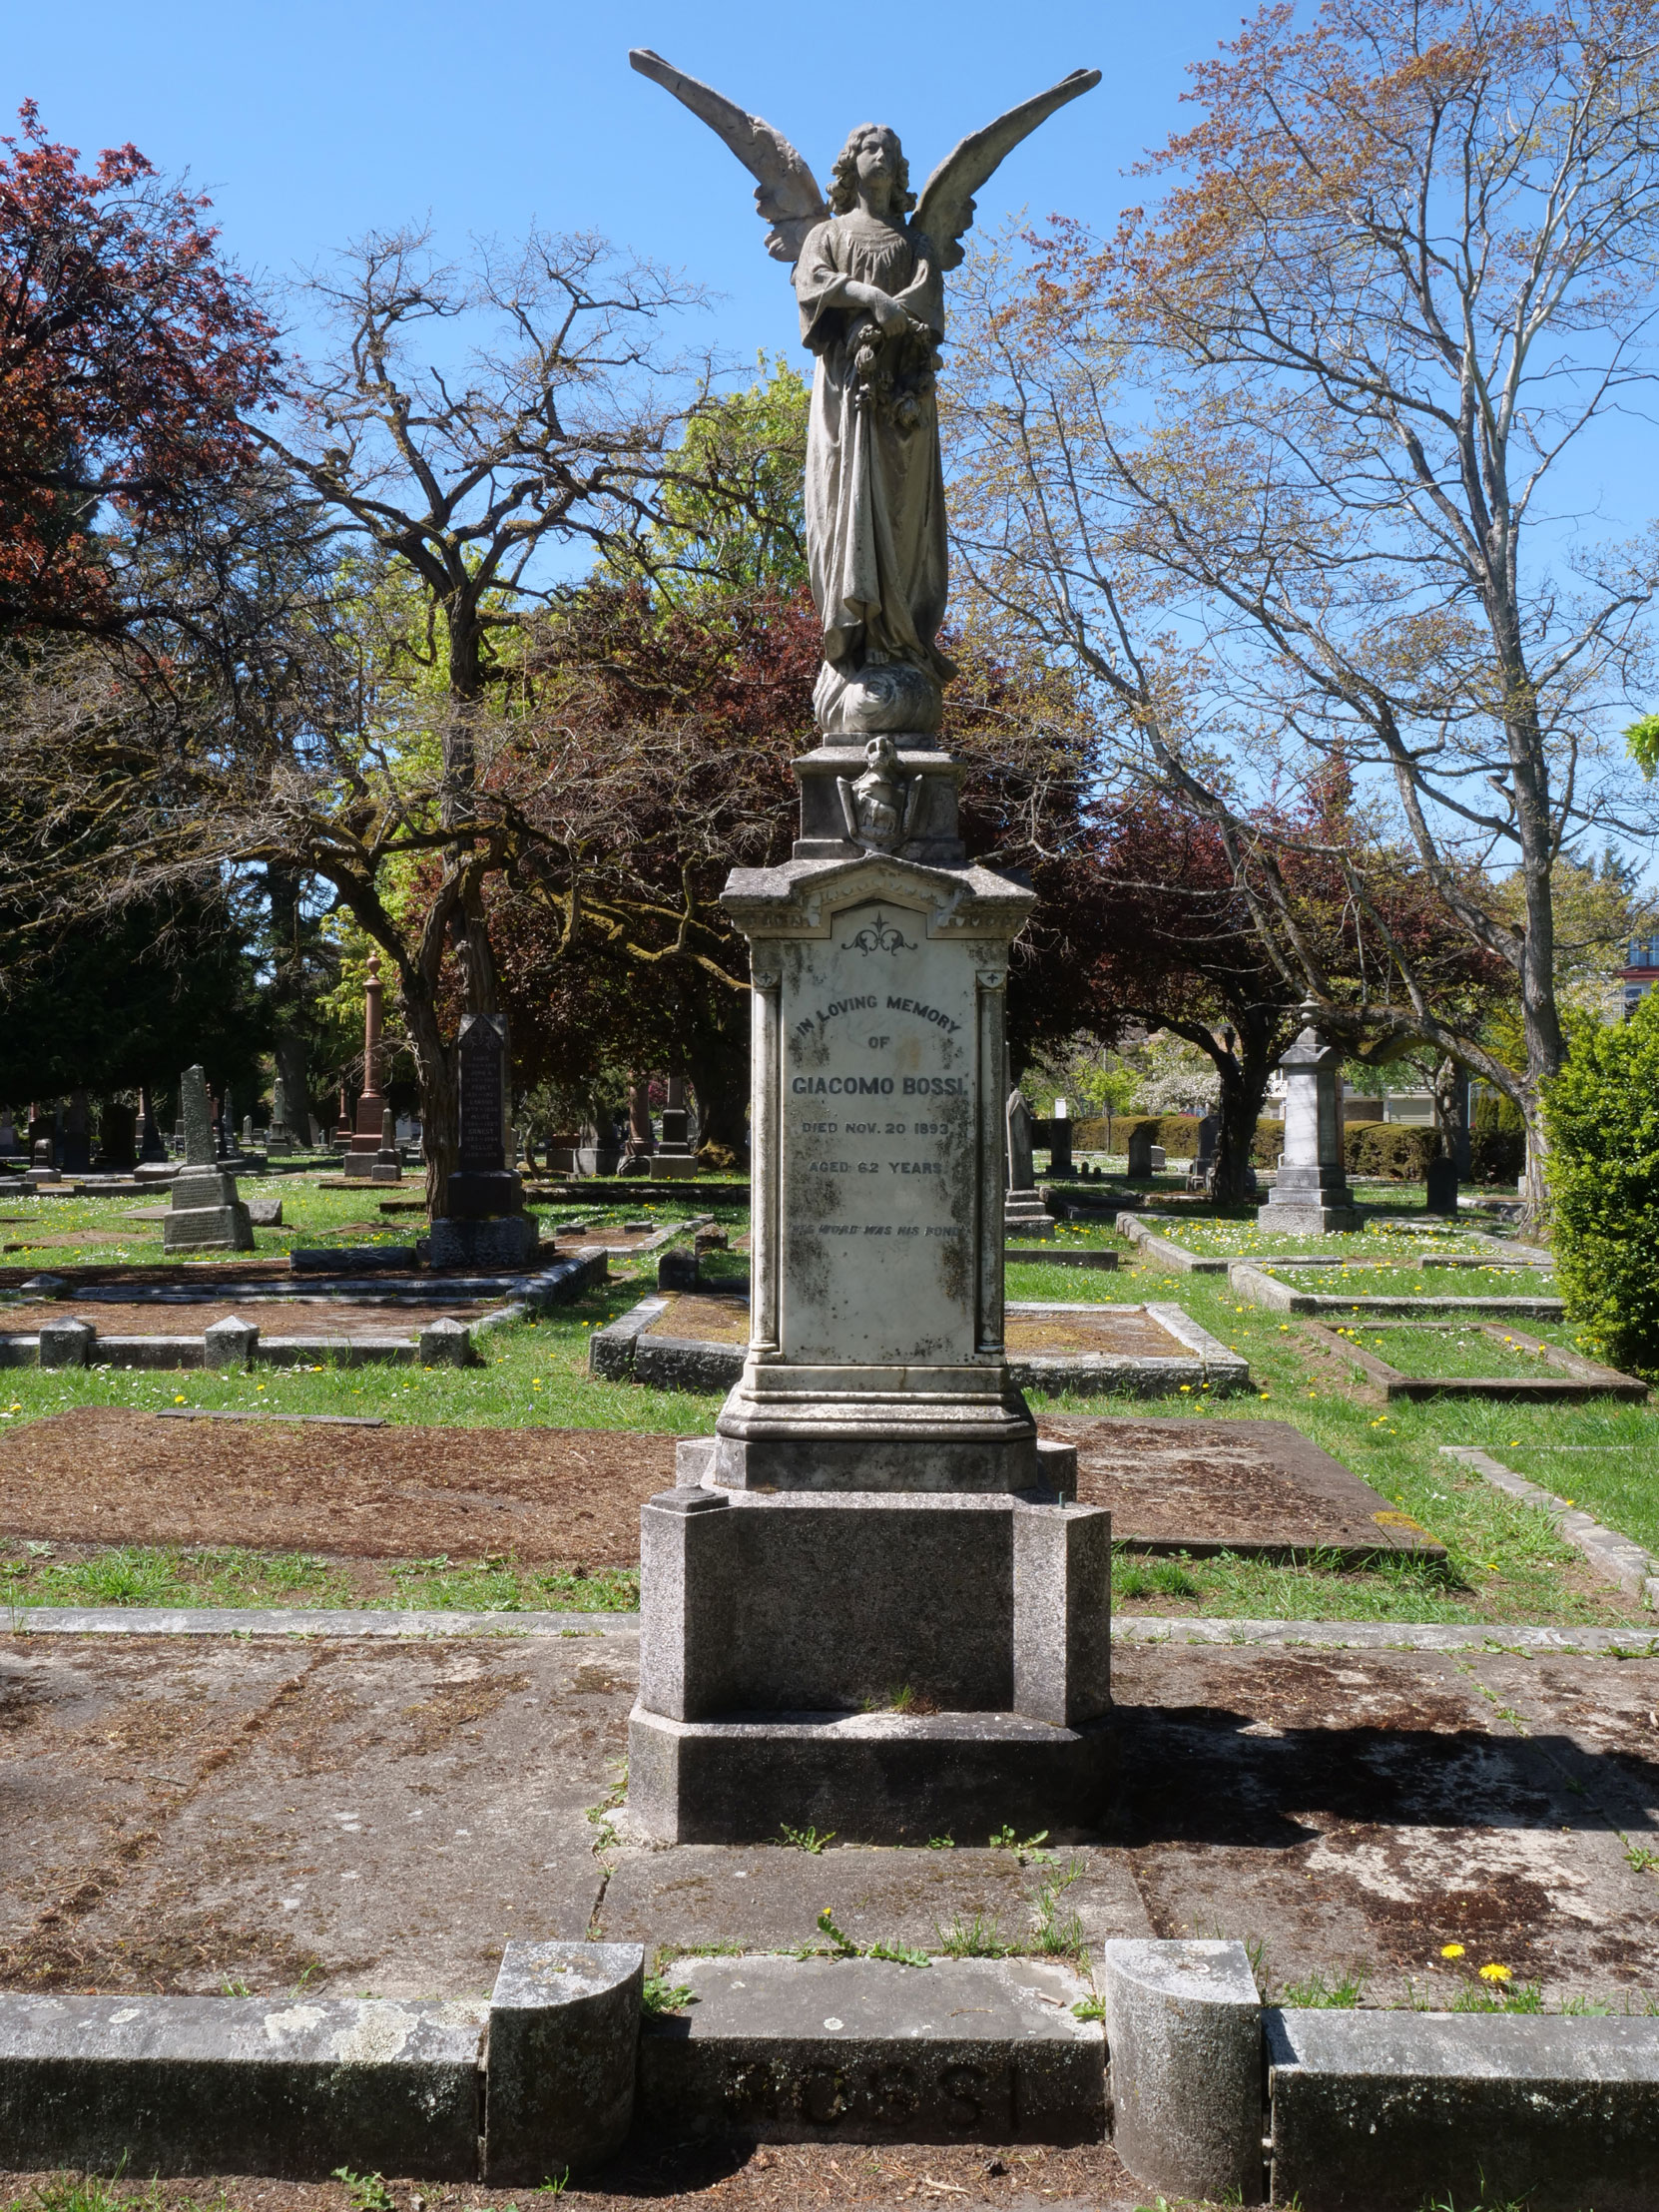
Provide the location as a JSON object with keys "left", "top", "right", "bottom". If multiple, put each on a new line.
{"left": 0, "top": 1991, "right": 485, "bottom": 2177}
{"left": 1268, "top": 2008, "right": 1659, "bottom": 2212}
{"left": 638, "top": 1954, "right": 1103, "bottom": 2143}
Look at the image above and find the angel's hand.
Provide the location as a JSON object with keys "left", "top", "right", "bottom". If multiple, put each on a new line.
{"left": 868, "top": 293, "right": 910, "bottom": 337}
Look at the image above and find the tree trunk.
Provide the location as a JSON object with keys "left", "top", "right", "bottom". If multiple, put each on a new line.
{"left": 688, "top": 1026, "right": 751, "bottom": 1161}
{"left": 1210, "top": 1011, "right": 1277, "bottom": 1207}
{"left": 394, "top": 963, "right": 457, "bottom": 1218}
{"left": 1432, "top": 1056, "right": 1471, "bottom": 1179}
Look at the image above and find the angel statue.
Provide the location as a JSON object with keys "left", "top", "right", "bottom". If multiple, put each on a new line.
{"left": 629, "top": 51, "right": 1099, "bottom": 742}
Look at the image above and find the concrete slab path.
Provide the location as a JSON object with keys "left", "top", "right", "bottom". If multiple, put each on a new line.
{"left": 2, "top": 1629, "right": 1654, "bottom": 2014}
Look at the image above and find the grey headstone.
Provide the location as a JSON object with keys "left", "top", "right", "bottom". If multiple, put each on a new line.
{"left": 1006, "top": 1090, "right": 1035, "bottom": 1191}
{"left": 1101, "top": 1938, "right": 1264, "bottom": 2203}
{"left": 247, "top": 1198, "right": 282, "bottom": 1228}
{"left": 180, "top": 1066, "right": 216, "bottom": 1168}
{"left": 484, "top": 1940, "right": 643, "bottom": 2183}
{"left": 204, "top": 1316, "right": 259, "bottom": 1372}
{"left": 1126, "top": 1125, "right": 1155, "bottom": 1178}
{"left": 457, "top": 1014, "right": 506, "bottom": 1172}
{"left": 657, "top": 1247, "right": 699, "bottom": 1292}
{"left": 1195, "top": 1113, "right": 1220, "bottom": 1166}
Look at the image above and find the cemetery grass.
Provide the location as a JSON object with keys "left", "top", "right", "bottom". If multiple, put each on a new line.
{"left": 0, "top": 1175, "right": 736, "bottom": 1268}
{"left": 0, "top": 1245, "right": 1648, "bottom": 1630}
{"left": 1267, "top": 1262, "right": 1556, "bottom": 1298}
{"left": 1323, "top": 1322, "right": 1586, "bottom": 1380}
{"left": 1020, "top": 1257, "right": 1658, "bottom": 1629}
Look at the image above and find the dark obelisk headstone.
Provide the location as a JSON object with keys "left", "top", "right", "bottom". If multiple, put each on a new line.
{"left": 1425, "top": 1155, "right": 1458, "bottom": 1217}
{"left": 428, "top": 1015, "right": 536, "bottom": 1266}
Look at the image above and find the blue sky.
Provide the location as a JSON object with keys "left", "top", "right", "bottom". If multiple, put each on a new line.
{"left": 4, "top": 0, "right": 1236, "bottom": 367}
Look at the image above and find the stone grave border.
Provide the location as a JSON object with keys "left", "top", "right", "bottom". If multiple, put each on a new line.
{"left": 0, "top": 1932, "right": 1653, "bottom": 2205}
{"left": 1299, "top": 1316, "right": 1646, "bottom": 1403}
{"left": 1230, "top": 1257, "right": 1564, "bottom": 1320}
{"left": 0, "top": 1251, "right": 607, "bottom": 1372}
{"left": 1120, "top": 1209, "right": 1552, "bottom": 1282}
{"left": 6, "top": 1602, "right": 1656, "bottom": 1652}
{"left": 1004, "top": 1245, "right": 1119, "bottom": 1271}
{"left": 587, "top": 1293, "right": 1250, "bottom": 1396}
{"left": 1440, "top": 1445, "right": 1659, "bottom": 1611}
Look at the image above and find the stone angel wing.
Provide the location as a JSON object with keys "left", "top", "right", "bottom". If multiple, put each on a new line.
{"left": 628, "top": 49, "right": 829, "bottom": 265}
{"left": 914, "top": 69, "right": 1101, "bottom": 272}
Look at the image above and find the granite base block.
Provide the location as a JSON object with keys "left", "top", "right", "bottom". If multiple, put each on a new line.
{"left": 638, "top": 1954, "right": 1104, "bottom": 2144}
{"left": 0, "top": 1993, "right": 484, "bottom": 2179}
{"left": 426, "top": 1214, "right": 539, "bottom": 1269}
{"left": 628, "top": 1704, "right": 1114, "bottom": 1846}
{"left": 163, "top": 1202, "right": 255, "bottom": 1253}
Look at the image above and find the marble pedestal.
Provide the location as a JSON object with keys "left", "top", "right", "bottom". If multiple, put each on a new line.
{"left": 1261, "top": 1014, "right": 1360, "bottom": 1236}
{"left": 627, "top": 805, "right": 1114, "bottom": 1843}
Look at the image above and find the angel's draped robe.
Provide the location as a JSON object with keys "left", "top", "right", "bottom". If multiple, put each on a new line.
{"left": 794, "top": 214, "right": 951, "bottom": 703}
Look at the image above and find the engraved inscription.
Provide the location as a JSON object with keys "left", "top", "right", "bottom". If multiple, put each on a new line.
{"left": 780, "top": 899, "right": 976, "bottom": 1364}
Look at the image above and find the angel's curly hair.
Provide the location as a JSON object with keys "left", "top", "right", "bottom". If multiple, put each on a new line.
{"left": 828, "top": 125, "right": 915, "bottom": 216}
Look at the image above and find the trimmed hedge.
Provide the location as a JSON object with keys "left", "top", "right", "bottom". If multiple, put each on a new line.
{"left": 1253, "top": 1118, "right": 1284, "bottom": 1167}
{"left": 1545, "top": 1000, "right": 1659, "bottom": 1375}
{"left": 1470, "top": 1091, "right": 1526, "bottom": 1186}
{"left": 1344, "top": 1123, "right": 1439, "bottom": 1180}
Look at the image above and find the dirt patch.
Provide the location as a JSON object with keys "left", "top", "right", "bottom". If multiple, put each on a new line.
{"left": 0, "top": 1406, "right": 1431, "bottom": 1564}
{"left": 0, "top": 1407, "right": 675, "bottom": 1563}
{"left": 0, "top": 1230, "right": 137, "bottom": 1251}
{"left": 0, "top": 1299, "right": 496, "bottom": 1337}
{"left": 1007, "top": 1308, "right": 1185, "bottom": 1356}
{"left": 0, "top": 2143, "right": 1147, "bottom": 2209}
{"left": 1044, "top": 1413, "right": 1437, "bottom": 1556}
{"left": 648, "top": 1292, "right": 750, "bottom": 1343}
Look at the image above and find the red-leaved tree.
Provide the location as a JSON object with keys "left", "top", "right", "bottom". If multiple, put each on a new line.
{"left": 0, "top": 101, "right": 278, "bottom": 634}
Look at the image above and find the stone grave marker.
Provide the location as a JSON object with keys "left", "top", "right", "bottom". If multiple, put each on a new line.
{"left": 1127, "top": 1123, "right": 1155, "bottom": 1179}
{"left": 1004, "top": 1090, "right": 1050, "bottom": 1237}
{"left": 1258, "top": 1010, "right": 1360, "bottom": 1234}
{"left": 428, "top": 1015, "right": 535, "bottom": 1267}
{"left": 1047, "top": 1096, "right": 1074, "bottom": 1177}
{"left": 163, "top": 1066, "right": 254, "bottom": 1251}
{"left": 1425, "top": 1155, "right": 1458, "bottom": 1216}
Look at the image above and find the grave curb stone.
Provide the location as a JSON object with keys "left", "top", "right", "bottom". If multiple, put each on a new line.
{"left": 483, "top": 1940, "right": 643, "bottom": 2182}
{"left": 1267, "top": 2006, "right": 1659, "bottom": 2212}
{"left": 1100, "top": 1937, "right": 1265, "bottom": 2204}
{"left": 38, "top": 1318, "right": 95, "bottom": 1369}
{"left": 418, "top": 1316, "right": 472, "bottom": 1368}
{"left": 0, "top": 1992, "right": 485, "bottom": 2178}
{"left": 636, "top": 1953, "right": 1105, "bottom": 2144}
{"left": 203, "top": 1315, "right": 259, "bottom": 1372}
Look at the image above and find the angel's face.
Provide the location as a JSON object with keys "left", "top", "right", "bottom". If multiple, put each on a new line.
{"left": 853, "top": 129, "right": 902, "bottom": 207}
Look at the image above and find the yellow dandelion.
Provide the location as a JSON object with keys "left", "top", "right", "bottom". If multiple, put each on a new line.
{"left": 1478, "top": 1962, "right": 1511, "bottom": 1983}
{"left": 1440, "top": 1942, "right": 1464, "bottom": 1958}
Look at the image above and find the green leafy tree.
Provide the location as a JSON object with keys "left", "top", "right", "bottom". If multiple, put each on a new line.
{"left": 1545, "top": 993, "right": 1659, "bottom": 1375}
